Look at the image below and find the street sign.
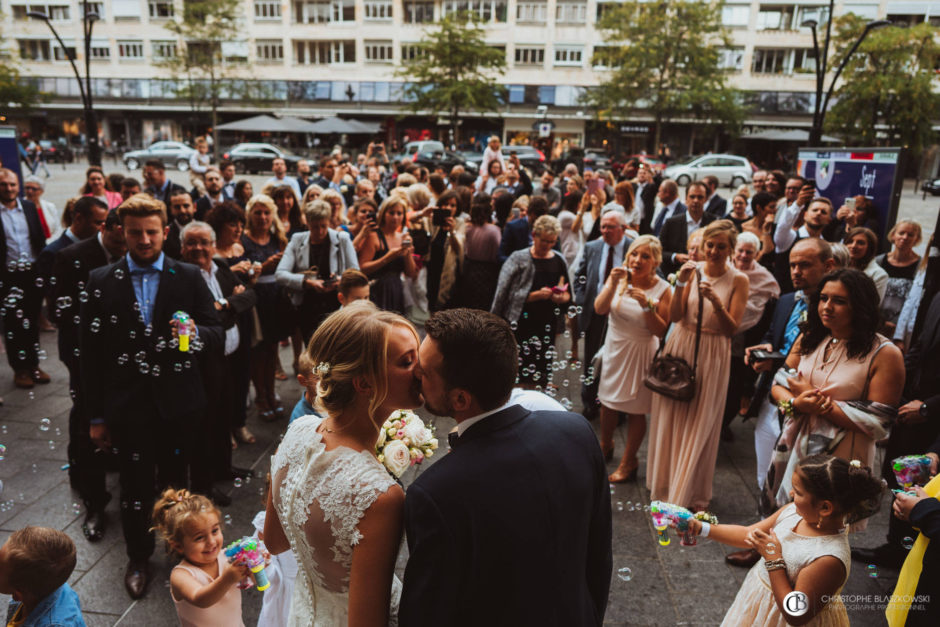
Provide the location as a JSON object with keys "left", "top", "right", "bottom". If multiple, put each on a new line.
{"left": 0, "top": 127, "right": 25, "bottom": 185}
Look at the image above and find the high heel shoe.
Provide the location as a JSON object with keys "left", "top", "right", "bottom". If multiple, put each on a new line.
{"left": 608, "top": 465, "right": 638, "bottom": 483}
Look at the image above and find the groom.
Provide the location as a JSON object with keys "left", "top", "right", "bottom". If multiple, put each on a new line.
{"left": 401, "top": 309, "right": 612, "bottom": 626}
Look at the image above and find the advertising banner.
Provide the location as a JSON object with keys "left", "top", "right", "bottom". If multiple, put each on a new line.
{"left": 0, "top": 126, "right": 25, "bottom": 185}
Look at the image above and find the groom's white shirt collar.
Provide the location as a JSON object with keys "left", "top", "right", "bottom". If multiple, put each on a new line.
{"left": 456, "top": 400, "right": 513, "bottom": 437}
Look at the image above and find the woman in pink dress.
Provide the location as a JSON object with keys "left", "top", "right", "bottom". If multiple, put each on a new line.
{"left": 647, "top": 220, "right": 750, "bottom": 511}
{"left": 594, "top": 235, "right": 672, "bottom": 481}
{"left": 80, "top": 166, "right": 123, "bottom": 209}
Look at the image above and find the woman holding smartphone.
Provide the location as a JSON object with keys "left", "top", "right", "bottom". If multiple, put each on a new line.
{"left": 357, "top": 195, "right": 417, "bottom": 314}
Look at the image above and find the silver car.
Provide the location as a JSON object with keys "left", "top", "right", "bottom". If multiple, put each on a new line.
{"left": 664, "top": 154, "right": 754, "bottom": 187}
{"left": 123, "top": 141, "right": 196, "bottom": 171}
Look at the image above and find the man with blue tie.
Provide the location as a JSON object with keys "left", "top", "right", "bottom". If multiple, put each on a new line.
{"left": 80, "top": 193, "right": 222, "bottom": 599}
{"left": 724, "top": 238, "right": 835, "bottom": 568}
{"left": 649, "top": 179, "right": 686, "bottom": 238}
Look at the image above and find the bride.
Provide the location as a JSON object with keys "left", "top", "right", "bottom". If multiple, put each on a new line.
{"left": 263, "top": 300, "right": 423, "bottom": 626}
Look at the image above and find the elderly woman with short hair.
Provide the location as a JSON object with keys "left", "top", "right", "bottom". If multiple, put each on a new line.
{"left": 491, "top": 214, "right": 571, "bottom": 387}
{"left": 275, "top": 200, "right": 359, "bottom": 341}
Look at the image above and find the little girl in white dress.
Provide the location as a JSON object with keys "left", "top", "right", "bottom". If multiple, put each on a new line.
{"left": 688, "top": 454, "right": 885, "bottom": 626}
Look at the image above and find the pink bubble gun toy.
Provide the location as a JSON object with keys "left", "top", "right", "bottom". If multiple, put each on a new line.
{"left": 172, "top": 311, "right": 191, "bottom": 352}
{"left": 891, "top": 455, "right": 931, "bottom": 489}
{"left": 224, "top": 537, "right": 270, "bottom": 591}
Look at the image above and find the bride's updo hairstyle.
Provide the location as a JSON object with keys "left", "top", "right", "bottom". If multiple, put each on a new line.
{"left": 307, "top": 300, "right": 417, "bottom": 421}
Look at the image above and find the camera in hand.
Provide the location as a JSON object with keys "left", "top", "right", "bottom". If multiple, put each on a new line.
{"left": 432, "top": 208, "right": 450, "bottom": 227}
{"left": 751, "top": 349, "right": 785, "bottom": 363}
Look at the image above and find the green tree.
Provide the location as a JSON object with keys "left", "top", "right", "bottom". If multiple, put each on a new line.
{"left": 396, "top": 11, "right": 506, "bottom": 144}
{"left": 0, "top": 17, "right": 46, "bottom": 114}
{"left": 161, "top": 0, "right": 245, "bottom": 160}
{"left": 825, "top": 15, "right": 940, "bottom": 153}
{"left": 587, "top": 0, "right": 744, "bottom": 151}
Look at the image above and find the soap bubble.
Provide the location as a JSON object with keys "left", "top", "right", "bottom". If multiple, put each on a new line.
{"left": 224, "top": 514, "right": 232, "bottom": 526}
{"left": 867, "top": 564, "right": 878, "bottom": 578}
{"left": 48, "top": 441, "right": 55, "bottom": 450}
{"left": 114, "top": 268, "right": 125, "bottom": 279}
{"left": 902, "top": 537, "right": 914, "bottom": 550}
{"left": 72, "top": 502, "right": 81, "bottom": 515}
{"left": 616, "top": 567, "right": 633, "bottom": 582}
{"left": 0, "top": 444, "right": 6, "bottom": 460}
{"left": 39, "top": 418, "right": 51, "bottom": 432}
{"left": 233, "top": 478, "right": 243, "bottom": 488}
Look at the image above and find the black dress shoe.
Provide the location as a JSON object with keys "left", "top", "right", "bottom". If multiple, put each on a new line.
{"left": 209, "top": 487, "right": 232, "bottom": 507}
{"left": 725, "top": 548, "right": 761, "bottom": 568}
{"left": 851, "top": 544, "right": 906, "bottom": 569}
{"left": 124, "top": 560, "right": 149, "bottom": 599}
{"left": 82, "top": 508, "right": 107, "bottom": 542}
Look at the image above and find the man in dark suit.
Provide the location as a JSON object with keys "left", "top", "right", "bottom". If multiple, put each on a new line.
{"left": 180, "top": 221, "right": 256, "bottom": 505}
{"left": 81, "top": 193, "right": 222, "bottom": 599}
{"left": 659, "top": 181, "right": 716, "bottom": 276}
{"left": 193, "top": 167, "right": 231, "bottom": 221}
{"left": 498, "top": 195, "right": 549, "bottom": 261}
{"left": 52, "top": 209, "right": 126, "bottom": 542}
{"left": 724, "top": 238, "right": 835, "bottom": 568}
{"left": 402, "top": 309, "right": 611, "bottom": 626}
{"left": 37, "top": 197, "right": 109, "bottom": 288}
{"left": 633, "top": 164, "right": 660, "bottom": 234}
{"left": 573, "top": 211, "right": 631, "bottom": 419}
{"left": 0, "top": 168, "right": 51, "bottom": 389}
{"left": 703, "top": 175, "right": 728, "bottom": 218}
{"left": 852, "top": 289, "right": 940, "bottom": 569}
{"left": 142, "top": 159, "right": 186, "bottom": 209}
{"left": 163, "top": 188, "right": 196, "bottom": 260}
{"left": 648, "top": 179, "right": 686, "bottom": 238}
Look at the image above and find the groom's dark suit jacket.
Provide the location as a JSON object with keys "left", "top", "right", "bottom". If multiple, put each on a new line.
{"left": 400, "top": 404, "right": 612, "bottom": 627}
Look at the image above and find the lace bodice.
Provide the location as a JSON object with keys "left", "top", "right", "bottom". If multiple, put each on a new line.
{"left": 271, "top": 416, "right": 397, "bottom": 625}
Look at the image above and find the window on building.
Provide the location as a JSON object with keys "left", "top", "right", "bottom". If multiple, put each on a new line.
{"left": 365, "top": 40, "right": 393, "bottom": 63}
{"left": 294, "top": 0, "right": 354, "bottom": 23}
{"left": 796, "top": 6, "right": 829, "bottom": 25}
{"left": 294, "top": 40, "right": 356, "bottom": 64}
{"left": 722, "top": 4, "right": 750, "bottom": 27}
{"left": 514, "top": 46, "right": 544, "bottom": 66}
{"left": 718, "top": 47, "right": 744, "bottom": 71}
{"left": 86, "top": 2, "right": 103, "bottom": 18}
{"left": 53, "top": 42, "right": 76, "bottom": 61}
{"left": 401, "top": 43, "right": 427, "bottom": 61}
{"left": 554, "top": 46, "right": 583, "bottom": 67}
{"left": 364, "top": 0, "right": 393, "bottom": 20}
{"left": 555, "top": 2, "right": 587, "bottom": 24}
{"left": 90, "top": 41, "right": 111, "bottom": 60}
{"left": 595, "top": 1, "right": 622, "bottom": 22}
{"left": 591, "top": 44, "right": 614, "bottom": 69}
{"left": 255, "top": 0, "right": 282, "bottom": 19}
{"left": 842, "top": 4, "right": 878, "bottom": 20}
{"left": 222, "top": 41, "right": 249, "bottom": 63}
{"left": 403, "top": 0, "right": 434, "bottom": 22}
{"left": 751, "top": 48, "right": 788, "bottom": 73}
{"left": 118, "top": 40, "right": 145, "bottom": 59}
{"left": 441, "top": 0, "right": 507, "bottom": 23}
{"left": 148, "top": 0, "right": 174, "bottom": 18}
{"left": 12, "top": 3, "right": 71, "bottom": 20}
{"left": 792, "top": 48, "right": 816, "bottom": 73}
{"left": 18, "top": 39, "right": 51, "bottom": 61}
{"left": 757, "top": 6, "right": 795, "bottom": 30}
{"left": 152, "top": 40, "right": 176, "bottom": 60}
{"left": 256, "top": 40, "right": 284, "bottom": 62}
{"left": 517, "top": 1, "right": 547, "bottom": 23}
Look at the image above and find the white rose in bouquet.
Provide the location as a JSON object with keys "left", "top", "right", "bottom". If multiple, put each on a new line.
{"left": 401, "top": 419, "right": 431, "bottom": 447}
{"left": 382, "top": 439, "right": 412, "bottom": 478}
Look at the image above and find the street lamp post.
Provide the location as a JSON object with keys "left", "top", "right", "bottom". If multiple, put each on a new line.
{"left": 28, "top": 0, "right": 101, "bottom": 166}
{"left": 801, "top": 2, "right": 891, "bottom": 145}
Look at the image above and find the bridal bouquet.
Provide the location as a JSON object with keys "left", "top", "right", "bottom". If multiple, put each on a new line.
{"left": 376, "top": 410, "right": 439, "bottom": 479}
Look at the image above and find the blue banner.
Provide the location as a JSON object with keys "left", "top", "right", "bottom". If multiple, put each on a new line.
{"left": 0, "top": 126, "right": 25, "bottom": 187}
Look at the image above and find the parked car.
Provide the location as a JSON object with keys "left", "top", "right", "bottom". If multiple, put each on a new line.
{"left": 39, "top": 139, "right": 74, "bottom": 164}
{"left": 624, "top": 154, "right": 668, "bottom": 174}
{"left": 583, "top": 148, "right": 611, "bottom": 171}
{"left": 464, "top": 145, "right": 547, "bottom": 174}
{"left": 664, "top": 154, "right": 754, "bottom": 187}
{"left": 398, "top": 141, "right": 446, "bottom": 163}
{"left": 123, "top": 141, "right": 195, "bottom": 171}
{"left": 922, "top": 179, "right": 940, "bottom": 196}
{"left": 221, "top": 143, "right": 304, "bottom": 174}
{"left": 413, "top": 149, "right": 479, "bottom": 175}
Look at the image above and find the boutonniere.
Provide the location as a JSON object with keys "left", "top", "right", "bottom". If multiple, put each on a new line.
{"left": 168, "top": 268, "right": 176, "bottom": 275}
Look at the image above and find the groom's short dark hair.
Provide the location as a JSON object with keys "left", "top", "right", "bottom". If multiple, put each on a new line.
{"left": 424, "top": 309, "right": 518, "bottom": 411}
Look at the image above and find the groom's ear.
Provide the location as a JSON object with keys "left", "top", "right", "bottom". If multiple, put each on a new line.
{"left": 449, "top": 388, "right": 473, "bottom": 412}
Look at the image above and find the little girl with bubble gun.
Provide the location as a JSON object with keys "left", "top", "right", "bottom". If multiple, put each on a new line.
{"left": 152, "top": 488, "right": 252, "bottom": 626}
{"left": 684, "top": 454, "right": 885, "bottom": 626}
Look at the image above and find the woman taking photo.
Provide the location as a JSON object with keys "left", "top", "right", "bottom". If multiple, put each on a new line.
{"left": 761, "top": 269, "right": 904, "bottom": 525}
{"left": 206, "top": 201, "right": 251, "bottom": 276}
{"left": 424, "top": 190, "right": 464, "bottom": 312}
{"left": 595, "top": 235, "right": 672, "bottom": 478}
{"left": 349, "top": 197, "right": 378, "bottom": 254}
{"left": 491, "top": 215, "right": 571, "bottom": 387}
{"left": 357, "top": 195, "right": 417, "bottom": 314}
{"left": 876, "top": 219, "right": 922, "bottom": 334}
{"left": 647, "top": 220, "right": 749, "bottom": 511}
{"left": 845, "top": 226, "right": 888, "bottom": 301}
{"left": 460, "top": 193, "right": 502, "bottom": 311}
{"left": 242, "top": 194, "right": 289, "bottom": 420}
{"left": 80, "top": 166, "right": 122, "bottom": 209}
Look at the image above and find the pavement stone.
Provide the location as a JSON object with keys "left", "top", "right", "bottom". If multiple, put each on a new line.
{"left": 0, "top": 162, "right": 931, "bottom": 624}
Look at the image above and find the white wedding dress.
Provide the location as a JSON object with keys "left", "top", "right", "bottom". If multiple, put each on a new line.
{"left": 271, "top": 415, "right": 401, "bottom": 626}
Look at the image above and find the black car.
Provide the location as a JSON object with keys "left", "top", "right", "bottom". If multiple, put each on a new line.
{"left": 412, "top": 149, "right": 479, "bottom": 175}
{"left": 921, "top": 179, "right": 940, "bottom": 196}
{"left": 123, "top": 141, "right": 195, "bottom": 171}
{"left": 39, "top": 139, "right": 74, "bottom": 164}
{"left": 221, "top": 143, "right": 305, "bottom": 174}
{"left": 583, "top": 148, "right": 611, "bottom": 171}
{"left": 462, "top": 145, "right": 546, "bottom": 174}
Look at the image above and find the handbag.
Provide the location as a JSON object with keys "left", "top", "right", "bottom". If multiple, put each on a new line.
{"left": 644, "top": 270, "right": 704, "bottom": 402}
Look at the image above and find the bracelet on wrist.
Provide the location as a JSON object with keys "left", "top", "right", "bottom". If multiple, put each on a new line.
{"left": 675, "top": 279, "right": 687, "bottom": 288}
{"left": 699, "top": 521, "right": 711, "bottom": 537}
{"left": 777, "top": 398, "right": 795, "bottom": 419}
{"left": 764, "top": 558, "right": 787, "bottom": 572}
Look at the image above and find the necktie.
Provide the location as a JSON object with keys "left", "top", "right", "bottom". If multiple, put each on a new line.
{"left": 604, "top": 245, "right": 615, "bottom": 282}
{"left": 653, "top": 205, "right": 669, "bottom": 236}
{"left": 782, "top": 297, "right": 808, "bottom": 355}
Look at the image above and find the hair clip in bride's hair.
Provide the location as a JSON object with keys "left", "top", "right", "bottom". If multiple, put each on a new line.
{"left": 849, "top": 459, "right": 862, "bottom": 468}
{"left": 316, "top": 362, "right": 331, "bottom": 377}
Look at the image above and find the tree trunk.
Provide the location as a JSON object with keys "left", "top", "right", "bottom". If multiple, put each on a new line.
{"left": 451, "top": 104, "right": 459, "bottom": 149}
{"left": 652, "top": 114, "right": 663, "bottom": 155}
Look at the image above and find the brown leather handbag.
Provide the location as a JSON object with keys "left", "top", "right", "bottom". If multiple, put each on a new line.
{"left": 644, "top": 271, "right": 703, "bottom": 402}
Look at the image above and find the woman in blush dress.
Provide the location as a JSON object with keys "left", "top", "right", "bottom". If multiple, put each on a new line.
{"left": 595, "top": 235, "right": 672, "bottom": 479}
{"left": 647, "top": 220, "right": 750, "bottom": 511}
{"left": 460, "top": 192, "right": 502, "bottom": 311}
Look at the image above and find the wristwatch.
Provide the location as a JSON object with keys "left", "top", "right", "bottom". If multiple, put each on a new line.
{"left": 920, "top": 401, "right": 929, "bottom": 418}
